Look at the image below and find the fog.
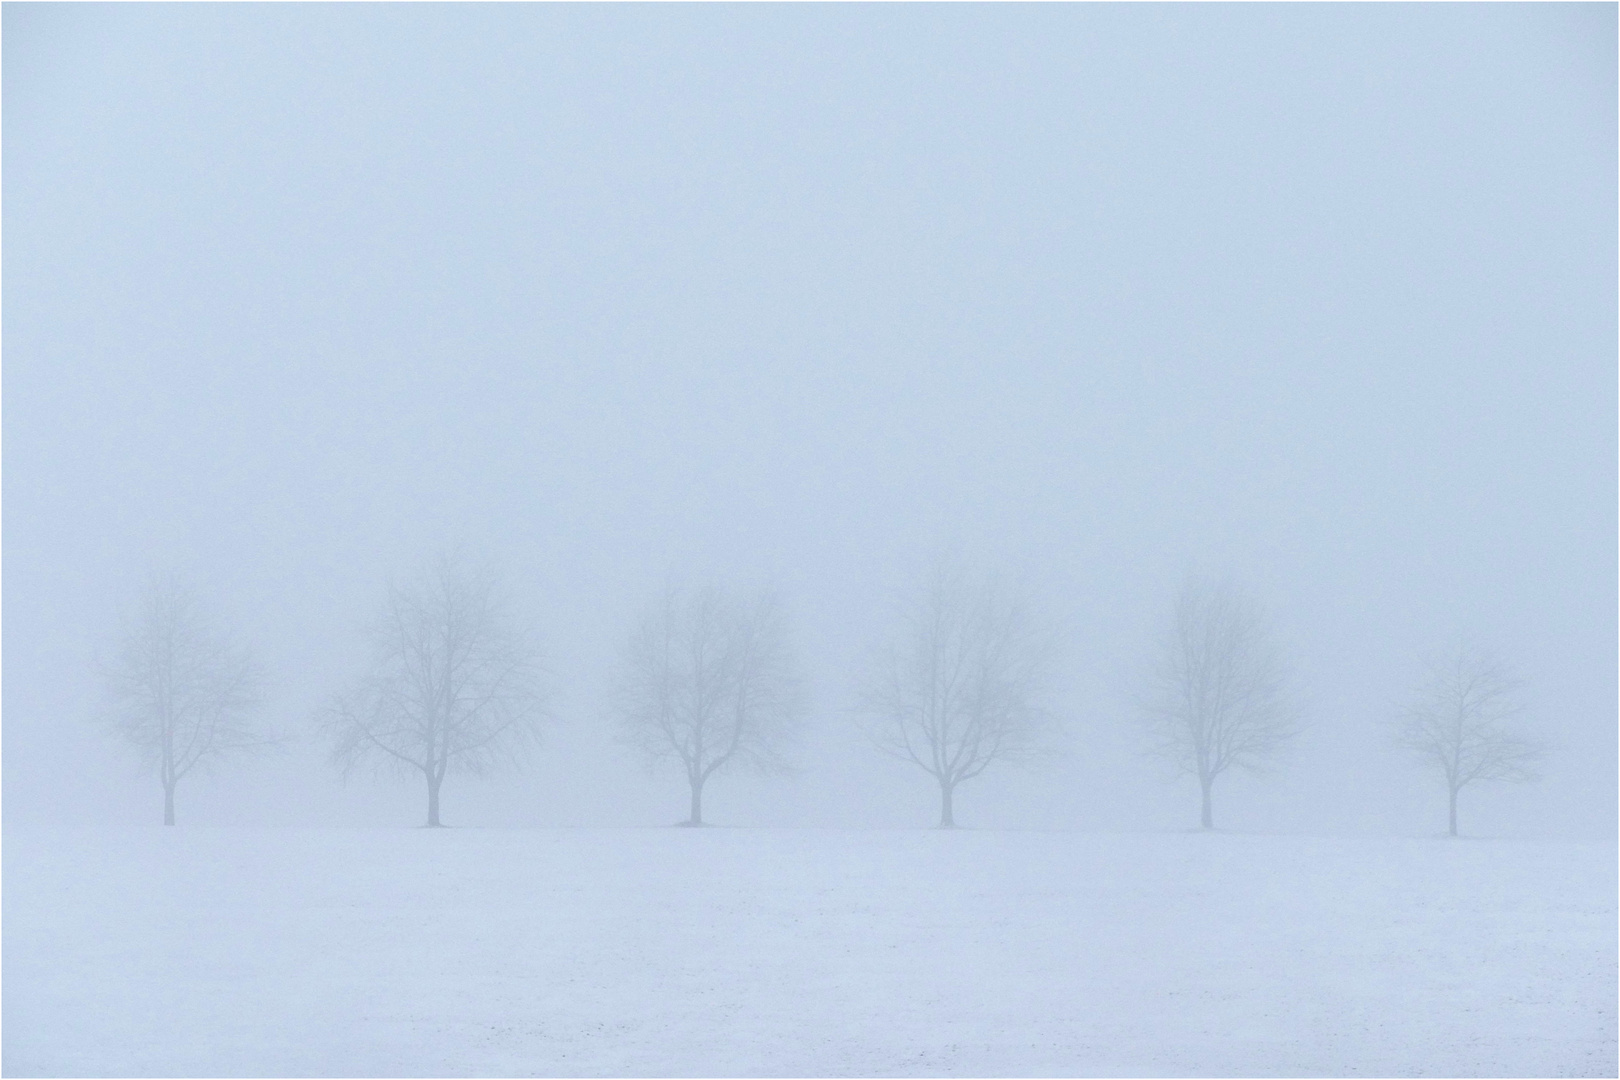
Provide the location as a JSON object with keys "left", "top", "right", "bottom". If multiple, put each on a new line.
{"left": 5, "top": 4, "right": 1615, "bottom": 840}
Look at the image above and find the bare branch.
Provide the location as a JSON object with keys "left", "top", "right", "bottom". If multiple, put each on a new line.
{"left": 98, "top": 574, "right": 269, "bottom": 824}
{"left": 611, "top": 584, "right": 803, "bottom": 824}
{"left": 1138, "top": 577, "right": 1297, "bottom": 828}
{"left": 1394, "top": 642, "right": 1542, "bottom": 834}
{"left": 857, "top": 563, "right": 1055, "bottom": 827}
{"left": 317, "top": 552, "right": 550, "bottom": 825}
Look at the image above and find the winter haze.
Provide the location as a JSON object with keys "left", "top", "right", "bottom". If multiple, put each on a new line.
{"left": 3, "top": 5, "right": 1615, "bottom": 1076}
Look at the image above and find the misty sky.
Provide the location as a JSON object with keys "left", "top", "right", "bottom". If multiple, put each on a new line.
{"left": 4, "top": 4, "right": 1614, "bottom": 838}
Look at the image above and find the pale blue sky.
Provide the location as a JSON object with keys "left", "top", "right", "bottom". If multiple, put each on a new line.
{"left": 5, "top": 4, "right": 1614, "bottom": 836}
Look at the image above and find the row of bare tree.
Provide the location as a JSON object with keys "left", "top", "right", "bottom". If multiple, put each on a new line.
{"left": 101, "top": 557, "right": 1541, "bottom": 835}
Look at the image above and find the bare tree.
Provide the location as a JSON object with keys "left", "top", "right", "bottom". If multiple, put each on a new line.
{"left": 320, "top": 554, "right": 548, "bottom": 827}
{"left": 1140, "top": 578, "right": 1295, "bottom": 830}
{"left": 859, "top": 565, "right": 1053, "bottom": 828}
{"left": 613, "top": 585, "right": 801, "bottom": 826}
{"left": 1395, "top": 643, "right": 1540, "bottom": 837}
{"left": 101, "top": 575, "right": 267, "bottom": 825}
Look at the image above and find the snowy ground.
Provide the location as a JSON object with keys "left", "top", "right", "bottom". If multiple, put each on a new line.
{"left": 3, "top": 826, "right": 1614, "bottom": 1077}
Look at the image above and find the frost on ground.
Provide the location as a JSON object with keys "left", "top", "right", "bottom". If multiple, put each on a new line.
{"left": 3, "top": 827, "right": 1614, "bottom": 1077}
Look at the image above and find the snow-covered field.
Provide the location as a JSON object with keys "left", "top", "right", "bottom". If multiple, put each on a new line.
{"left": 3, "top": 826, "right": 1614, "bottom": 1077}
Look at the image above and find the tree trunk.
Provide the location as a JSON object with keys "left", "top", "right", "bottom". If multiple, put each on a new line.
{"left": 1199, "top": 778, "right": 1214, "bottom": 830}
{"left": 163, "top": 781, "right": 176, "bottom": 827}
{"left": 938, "top": 781, "right": 956, "bottom": 828}
{"left": 687, "top": 776, "right": 704, "bottom": 826}
{"left": 426, "top": 773, "right": 442, "bottom": 827}
{"left": 1448, "top": 786, "right": 1458, "bottom": 837}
